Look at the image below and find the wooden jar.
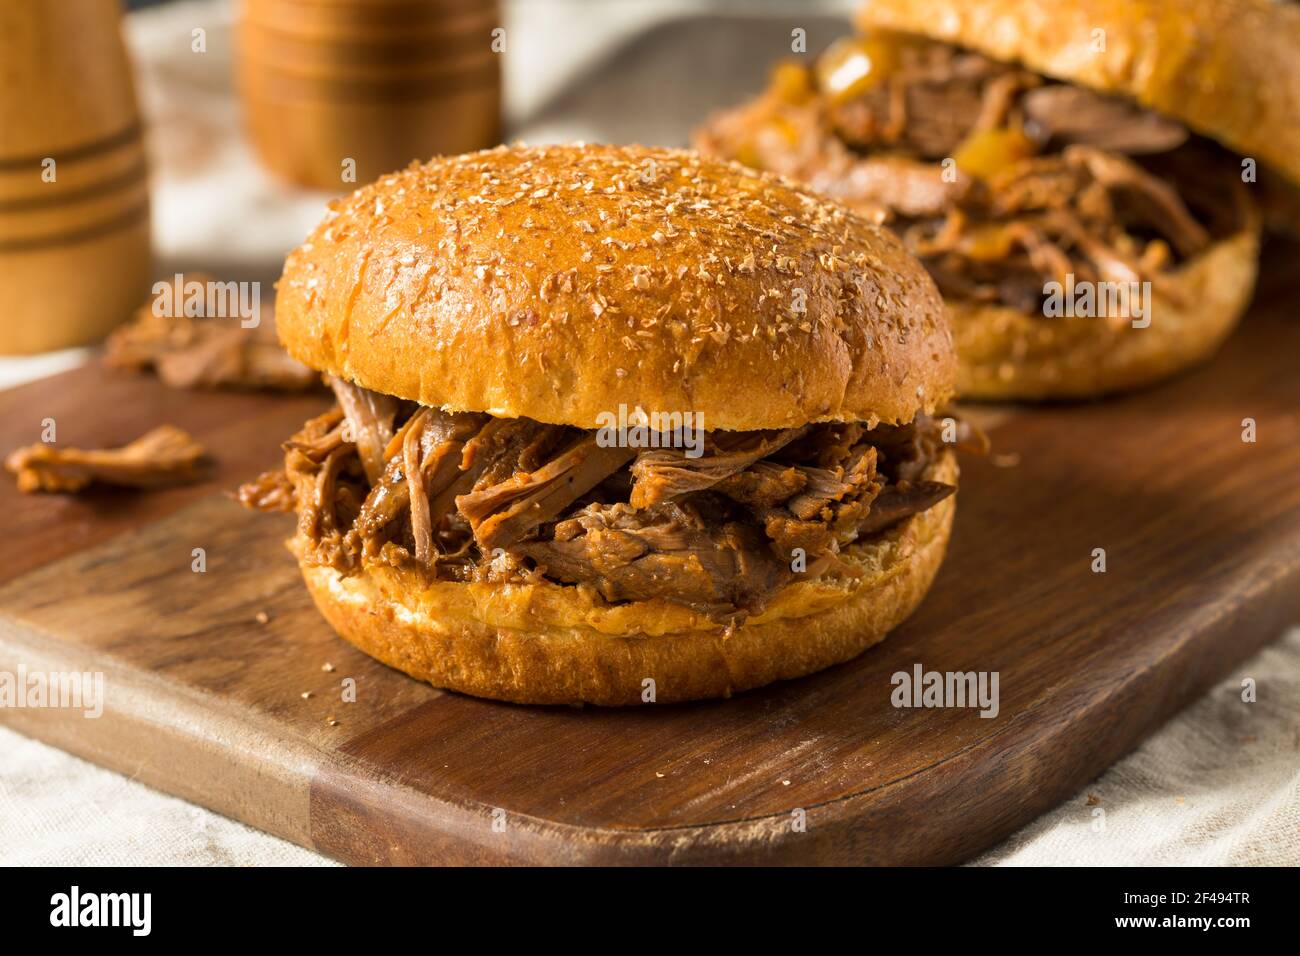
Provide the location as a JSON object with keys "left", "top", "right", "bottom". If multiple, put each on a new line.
{"left": 0, "top": 0, "right": 152, "bottom": 355}
{"left": 237, "top": 0, "right": 502, "bottom": 190}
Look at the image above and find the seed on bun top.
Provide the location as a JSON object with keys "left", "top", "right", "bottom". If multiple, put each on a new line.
{"left": 276, "top": 143, "right": 954, "bottom": 431}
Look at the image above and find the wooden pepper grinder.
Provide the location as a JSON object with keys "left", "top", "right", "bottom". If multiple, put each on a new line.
{"left": 0, "top": 0, "right": 152, "bottom": 355}
{"left": 237, "top": 0, "right": 503, "bottom": 190}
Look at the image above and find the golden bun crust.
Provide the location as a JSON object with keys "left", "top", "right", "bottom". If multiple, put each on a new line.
{"left": 296, "top": 451, "right": 957, "bottom": 705}
{"left": 276, "top": 143, "right": 955, "bottom": 430}
{"left": 954, "top": 223, "right": 1259, "bottom": 399}
{"left": 855, "top": 0, "right": 1300, "bottom": 187}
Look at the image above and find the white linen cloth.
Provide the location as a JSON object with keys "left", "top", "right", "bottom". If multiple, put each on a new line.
{"left": 1, "top": 0, "right": 1295, "bottom": 866}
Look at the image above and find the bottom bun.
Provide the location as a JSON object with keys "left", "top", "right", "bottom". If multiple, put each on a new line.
{"left": 954, "top": 225, "right": 1260, "bottom": 400}
{"left": 296, "top": 452, "right": 957, "bottom": 705}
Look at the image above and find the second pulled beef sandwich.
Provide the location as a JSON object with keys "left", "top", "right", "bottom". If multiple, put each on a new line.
{"left": 242, "top": 144, "right": 972, "bottom": 705}
{"left": 696, "top": 0, "right": 1299, "bottom": 399}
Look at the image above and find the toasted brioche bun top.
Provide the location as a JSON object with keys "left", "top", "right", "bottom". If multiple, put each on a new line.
{"left": 855, "top": 0, "right": 1300, "bottom": 187}
{"left": 276, "top": 143, "right": 954, "bottom": 431}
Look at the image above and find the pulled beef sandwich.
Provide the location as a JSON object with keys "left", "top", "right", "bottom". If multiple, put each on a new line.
{"left": 241, "top": 143, "right": 970, "bottom": 705}
{"left": 695, "top": 0, "right": 1300, "bottom": 399}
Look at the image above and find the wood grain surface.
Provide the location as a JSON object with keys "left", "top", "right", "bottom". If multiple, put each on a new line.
{"left": 0, "top": 249, "right": 1297, "bottom": 864}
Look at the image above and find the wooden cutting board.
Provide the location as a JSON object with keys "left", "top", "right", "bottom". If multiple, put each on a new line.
{"left": 1, "top": 247, "right": 1298, "bottom": 865}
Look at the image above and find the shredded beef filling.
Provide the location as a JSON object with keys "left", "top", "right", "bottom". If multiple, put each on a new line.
{"left": 241, "top": 381, "right": 981, "bottom": 619}
{"left": 697, "top": 34, "right": 1251, "bottom": 314}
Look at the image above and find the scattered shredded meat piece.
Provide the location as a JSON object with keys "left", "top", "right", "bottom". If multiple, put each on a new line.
{"left": 7, "top": 425, "right": 207, "bottom": 493}
{"left": 104, "top": 277, "right": 317, "bottom": 392}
